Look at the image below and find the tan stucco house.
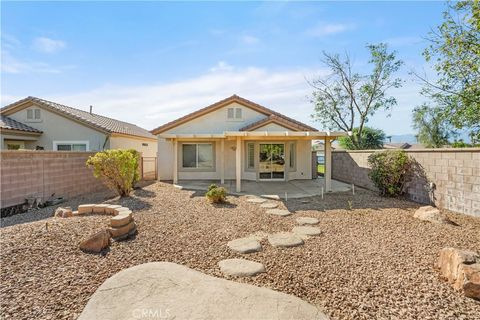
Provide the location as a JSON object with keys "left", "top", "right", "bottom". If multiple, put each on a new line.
{"left": 151, "top": 95, "right": 346, "bottom": 192}
{"left": 0, "top": 97, "right": 157, "bottom": 157}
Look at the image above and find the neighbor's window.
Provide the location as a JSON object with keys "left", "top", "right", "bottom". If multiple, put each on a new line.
{"left": 227, "top": 107, "right": 242, "bottom": 120}
{"left": 55, "top": 142, "right": 88, "bottom": 151}
{"left": 247, "top": 143, "right": 255, "bottom": 169}
{"left": 142, "top": 143, "right": 148, "bottom": 146}
{"left": 26, "top": 108, "right": 41, "bottom": 121}
{"left": 182, "top": 143, "right": 214, "bottom": 168}
{"left": 289, "top": 142, "right": 296, "bottom": 169}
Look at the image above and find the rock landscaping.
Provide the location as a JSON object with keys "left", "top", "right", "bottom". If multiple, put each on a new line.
{"left": 266, "top": 209, "right": 292, "bottom": 216}
{"left": 218, "top": 258, "right": 266, "bottom": 277}
{"left": 414, "top": 205, "right": 453, "bottom": 224}
{"left": 292, "top": 226, "right": 322, "bottom": 237}
{"left": 247, "top": 197, "right": 267, "bottom": 204}
{"left": 260, "top": 202, "right": 279, "bottom": 209}
{"left": 268, "top": 232, "right": 304, "bottom": 247}
{"left": 296, "top": 217, "right": 320, "bottom": 225}
{"left": 1, "top": 184, "right": 479, "bottom": 320}
{"left": 227, "top": 237, "right": 262, "bottom": 253}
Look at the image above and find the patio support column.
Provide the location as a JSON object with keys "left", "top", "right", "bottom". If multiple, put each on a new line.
{"left": 324, "top": 138, "right": 332, "bottom": 192}
{"left": 235, "top": 136, "right": 242, "bottom": 192}
{"left": 220, "top": 139, "right": 225, "bottom": 184}
{"left": 173, "top": 139, "right": 178, "bottom": 185}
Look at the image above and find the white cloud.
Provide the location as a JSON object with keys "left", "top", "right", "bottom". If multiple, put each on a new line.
{"left": 209, "top": 61, "right": 234, "bottom": 72}
{"left": 1, "top": 50, "right": 67, "bottom": 74}
{"left": 241, "top": 35, "right": 260, "bottom": 45}
{"left": 306, "top": 23, "right": 355, "bottom": 37}
{"left": 32, "top": 37, "right": 66, "bottom": 53}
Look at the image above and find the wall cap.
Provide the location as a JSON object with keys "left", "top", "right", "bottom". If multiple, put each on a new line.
{"left": 333, "top": 147, "right": 480, "bottom": 153}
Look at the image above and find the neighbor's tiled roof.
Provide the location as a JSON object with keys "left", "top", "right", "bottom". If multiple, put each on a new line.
{"left": 1, "top": 97, "right": 156, "bottom": 139}
{"left": 151, "top": 94, "right": 318, "bottom": 134}
{"left": 0, "top": 115, "right": 43, "bottom": 133}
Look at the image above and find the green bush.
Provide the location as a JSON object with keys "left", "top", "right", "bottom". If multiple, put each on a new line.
{"left": 367, "top": 150, "right": 413, "bottom": 197}
{"left": 206, "top": 184, "right": 227, "bottom": 203}
{"left": 86, "top": 149, "right": 140, "bottom": 197}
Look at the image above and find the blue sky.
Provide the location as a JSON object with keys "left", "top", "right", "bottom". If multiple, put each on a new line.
{"left": 1, "top": 1, "right": 446, "bottom": 135}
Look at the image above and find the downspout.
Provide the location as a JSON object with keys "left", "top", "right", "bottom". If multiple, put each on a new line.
{"left": 102, "top": 134, "right": 110, "bottom": 150}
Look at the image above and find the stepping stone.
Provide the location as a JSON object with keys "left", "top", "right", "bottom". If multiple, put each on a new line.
{"left": 292, "top": 226, "right": 322, "bottom": 236}
{"left": 266, "top": 209, "right": 292, "bottom": 216}
{"left": 218, "top": 258, "right": 266, "bottom": 277}
{"left": 247, "top": 198, "right": 267, "bottom": 204}
{"left": 78, "top": 262, "right": 328, "bottom": 320}
{"left": 296, "top": 217, "right": 320, "bottom": 225}
{"left": 268, "top": 232, "right": 304, "bottom": 247}
{"left": 260, "top": 202, "right": 278, "bottom": 209}
{"left": 227, "top": 237, "right": 262, "bottom": 253}
{"left": 262, "top": 194, "right": 281, "bottom": 200}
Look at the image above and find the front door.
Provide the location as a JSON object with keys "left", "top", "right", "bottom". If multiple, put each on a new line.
{"left": 259, "top": 143, "right": 285, "bottom": 180}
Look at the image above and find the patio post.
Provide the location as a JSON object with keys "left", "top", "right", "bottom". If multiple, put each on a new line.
{"left": 324, "top": 138, "right": 332, "bottom": 192}
{"left": 236, "top": 136, "right": 241, "bottom": 192}
{"left": 220, "top": 139, "right": 225, "bottom": 184}
{"left": 173, "top": 139, "right": 178, "bottom": 184}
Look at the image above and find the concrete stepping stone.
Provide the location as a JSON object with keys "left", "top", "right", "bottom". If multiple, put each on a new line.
{"left": 227, "top": 237, "right": 262, "bottom": 253}
{"left": 78, "top": 262, "right": 328, "bottom": 320}
{"left": 247, "top": 198, "right": 267, "bottom": 204}
{"left": 268, "top": 232, "right": 304, "bottom": 247}
{"left": 260, "top": 202, "right": 278, "bottom": 209}
{"left": 218, "top": 258, "right": 266, "bottom": 277}
{"left": 266, "top": 209, "right": 292, "bottom": 216}
{"left": 292, "top": 226, "right": 322, "bottom": 236}
{"left": 296, "top": 217, "right": 320, "bottom": 225}
{"left": 262, "top": 194, "right": 281, "bottom": 200}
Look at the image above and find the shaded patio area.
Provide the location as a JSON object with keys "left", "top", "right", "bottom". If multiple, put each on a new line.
{"left": 173, "top": 178, "right": 352, "bottom": 199}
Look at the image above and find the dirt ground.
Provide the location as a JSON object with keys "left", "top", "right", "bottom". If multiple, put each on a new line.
{"left": 1, "top": 182, "right": 479, "bottom": 320}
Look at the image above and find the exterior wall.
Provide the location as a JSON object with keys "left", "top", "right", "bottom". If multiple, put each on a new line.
{"left": 7, "top": 103, "right": 108, "bottom": 151}
{"left": 332, "top": 149, "right": 480, "bottom": 217}
{"left": 164, "top": 102, "right": 267, "bottom": 134}
{"left": 0, "top": 151, "right": 107, "bottom": 208}
{"left": 109, "top": 136, "right": 157, "bottom": 157}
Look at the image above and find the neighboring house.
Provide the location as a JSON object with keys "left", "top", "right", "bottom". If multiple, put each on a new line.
{"left": 151, "top": 95, "right": 346, "bottom": 192}
{"left": 0, "top": 97, "right": 157, "bottom": 157}
{"left": 383, "top": 142, "right": 427, "bottom": 150}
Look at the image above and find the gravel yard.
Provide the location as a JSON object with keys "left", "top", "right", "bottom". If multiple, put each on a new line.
{"left": 1, "top": 182, "right": 479, "bottom": 320}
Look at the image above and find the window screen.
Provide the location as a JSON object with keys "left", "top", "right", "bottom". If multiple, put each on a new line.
{"left": 247, "top": 143, "right": 255, "bottom": 169}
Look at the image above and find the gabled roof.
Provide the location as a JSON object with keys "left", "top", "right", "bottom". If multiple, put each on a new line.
{"left": 239, "top": 114, "right": 307, "bottom": 132}
{"left": 1, "top": 97, "right": 156, "bottom": 140}
{"left": 151, "top": 95, "right": 318, "bottom": 135}
{"left": 0, "top": 115, "right": 43, "bottom": 134}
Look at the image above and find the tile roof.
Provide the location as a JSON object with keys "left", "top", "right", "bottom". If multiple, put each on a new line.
{"left": 151, "top": 94, "right": 318, "bottom": 134}
{"left": 239, "top": 114, "right": 308, "bottom": 132}
{"left": 0, "top": 115, "right": 43, "bottom": 133}
{"left": 1, "top": 97, "right": 156, "bottom": 139}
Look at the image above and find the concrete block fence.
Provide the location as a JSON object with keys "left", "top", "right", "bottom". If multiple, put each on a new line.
{"left": 0, "top": 151, "right": 106, "bottom": 209}
{"left": 332, "top": 148, "right": 480, "bottom": 217}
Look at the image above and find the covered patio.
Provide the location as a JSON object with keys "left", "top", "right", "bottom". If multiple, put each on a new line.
{"left": 173, "top": 178, "right": 352, "bottom": 199}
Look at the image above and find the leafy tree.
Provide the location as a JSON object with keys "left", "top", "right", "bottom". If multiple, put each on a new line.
{"left": 310, "top": 43, "right": 403, "bottom": 149}
{"left": 338, "top": 127, "right": 386, "bottom": 150}
{"left": 415, "top": 0, "right": 480, "bottom": 140}
{"left": 412, "top": 104, "right": 453, "bottom": 148}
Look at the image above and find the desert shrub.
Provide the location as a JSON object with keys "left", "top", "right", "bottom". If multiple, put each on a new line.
{"left": 86, "top": 149, "right": 140, "bottom": 197}
{"left": 206, "top": 184, "right": 227, "bottom": 203}
{"left": 367, "top": 150, "right": 413, "bottom": 197}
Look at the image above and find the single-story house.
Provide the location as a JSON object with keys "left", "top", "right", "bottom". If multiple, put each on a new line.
{"left": 151, "top": 95, "right": 347, "bottom": 192}
{"left": 0, "top": 97, "right": 157, "bottom": 157}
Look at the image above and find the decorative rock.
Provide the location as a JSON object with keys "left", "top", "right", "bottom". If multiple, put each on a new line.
{"left": 268, "top": 232, "right": 304, "bottom": 247}
{"left": 260, "top": 202, "right": 278, "bottom": 209}
{"left": 79, "top": 230, "right": 110, "bottom": 253}
{"left": 414, "top": 206, "right": 452, "bottom": 224}
{"left": 78, "top": 204, "right": 96, "bottom": 214}
{"left": 437, "top": 247, "right": 480, "bottom": 299}
{"left": 296, "top": 217, "right": 319, "bottom": 225}
{"left": 93, "top": 204, "right": 110, "bottom": 214}
{"left": 293, "top": 226, "right": 322, "bottom": 236}
{"left": 105, "top": 205, "right": 122, "bottom": 215}
{"left": 113, "top": 207, "right": 131, "bottom": 215}
{"left": 54, "top": 207, "right": 73, "bottom": 218}
{"left": 266, "top": 209, "right": 292, "bottom": 216}
{"left": 247, "top": 198, "right": 267, "bottom": 204}
{"left": 78, "top": 262, "right": 327, "bottom": 320}
{"left": 227, "top": 237, "right": 262, "bottom": 253}
{"left": 108, "top": 221, "right": 136, "bottom": 239}
{"left": 110, "top": 212, "right": 133, "bottom": 228}
{"left": 218, "top": 258, "right": 266, "bottom": 277}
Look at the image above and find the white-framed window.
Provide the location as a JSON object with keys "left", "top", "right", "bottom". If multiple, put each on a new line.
{"left": 227, "top": 107, "right": 243, "bottom": 121}
{"left": 246, "top": 142, "right": 255, "bottom": 169}
{"left": 289, "top": 142, "right": 296, "bottom": 169}
{"left": 182, "top": 143, "right": 214, "bottom": 168}
{"left": 26, "top": 108, "right": 42, "bottom": 122}
{"left": 53, "top": 141, "right": 89, "bottom": 151}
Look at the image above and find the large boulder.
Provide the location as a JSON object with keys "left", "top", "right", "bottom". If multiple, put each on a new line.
{"left": 79, "top": 230, "right": 111, "bottom": 253}
{"left": 78, "top": 262, "right": 328, "bottom": 320}
{"left": 437, "top": 247, "right": 480, "bottom": 299}
{"left": 413, "top": 206, "right": 452, "bottom": 224}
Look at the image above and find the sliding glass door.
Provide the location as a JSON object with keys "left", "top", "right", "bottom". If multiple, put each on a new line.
{"left": 259, "top": 143, "right": 285, "bottom": 180}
